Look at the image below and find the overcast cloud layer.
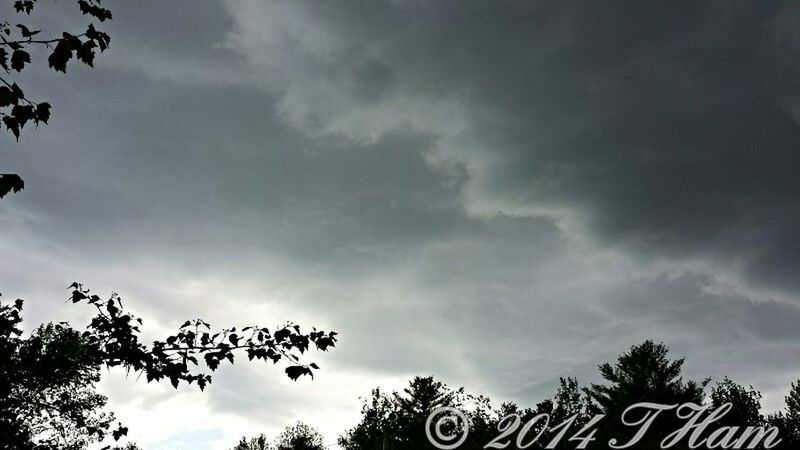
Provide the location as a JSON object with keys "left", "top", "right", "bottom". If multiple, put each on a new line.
{"left": 2, "top": 1, "right": 800, "bottom": 449}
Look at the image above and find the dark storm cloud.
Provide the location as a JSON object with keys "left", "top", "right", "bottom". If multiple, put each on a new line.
{"left": 225, "top": 0, "right": 800, "bottom": 293}
{"left": 2, "top": 1, "right": 800, "bottom": 447}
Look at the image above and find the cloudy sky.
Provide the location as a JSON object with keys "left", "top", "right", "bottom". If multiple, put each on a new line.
{"left": 2, "top": 1, "right": 800, "bottom": 448}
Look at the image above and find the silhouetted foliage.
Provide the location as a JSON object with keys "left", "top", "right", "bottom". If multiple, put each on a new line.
{"left": 109, "top": 444, "right": 141, "bottom": 450}
{"left": 394, "top": 377, "right": 459, "bottom": 449}
{"left": 232, "top": 423, "right": 328, "bottom": 450}
{"left": 527, "top": 377, "right": 594, "bottom": 449}
{"left": 66, "top": 282, "right": 337, "bottom": 388}
{"left": 710, "top": 377, "right": 764, "bottom": 428}
{"left": 337, "top": 387, "right": 399, "bottom": 450}
{"left": 337, "top": 341, "right": 793, "bottom": 450}
{"left": 338, "top": 376, "right": 475, "bottom": 450}
{"left": 768, "top": 380, "right": 800, "bottom": 449}
{"left": 0, "top": 296, "right": 126, "bottom": 449}
{"left": 338, "top": 376, "right": 540, "bottom": 450}
{"left": 274, "top": 422, "right": 326, "bottom": 450}
{"left": 232, "top": 434, "right": 271, "bottom": 450}
{"left": 0, "top": 285, "right": 337, "bottom": 449}
{"left": 551, "top": 377, "right": 591, "bottom": 426}
{"left": 0, "top": 173, "right": 23, "bottom": 198}
{"left": 584, "top": 340, "right": 709, "bottom": 449}
{"left": 1, "top": 0, "right": 112, "bottom": 197}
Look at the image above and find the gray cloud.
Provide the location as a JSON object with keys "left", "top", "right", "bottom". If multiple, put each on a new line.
{"left": 222, "top": 0, "right": 800, "bottom": 293}
{"left": 1, "top": 1, "right": 799, "bottom": 448}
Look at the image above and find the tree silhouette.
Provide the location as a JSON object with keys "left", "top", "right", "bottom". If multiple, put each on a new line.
{"left": 337, "top": 344, "right": 795, "bottom": 450}
{"left": 232, "top": 423, "right": 327, "bottom": 450}
{"left": 232, "top": 434, "right": 271, "bottom": 450}
{"left": 584, "top": 340, "right": 709, "bottom": 449}
{"left": 274, "top": 422, "right": 326, "bottom": 450}
{"left": 0, "top": 302, "right": 122, "bottom": 449}
{"left": 0, "top": 286, "right": 337, "bottom": 449}
{"left": 339, "top": 376, "right": 472, "bottom": 450}
{"left": 524, "top": 377, "right": 593, "bottom": 449}
{"left": 338, "top": 376, "right": 568, "bottom": 450}
{"left": 768, "top": 380, "right": 800, "bottom": 448}
{"left": 338, "top": 388, "right": 399, "bottom": 450}
{"left": 1, "top": 0, "right": 112, "bottom": 198}
{"left": 115, "top": 444, "right": 141, "bottom": 450}
{"left": 551, "top": 377, "right": 592, "bottom": 428}
{"left": 394, "top": 377, "right": 458, "bottom": 449}
{"left": 710, "top": 377, "right": 764, "bottom": 428}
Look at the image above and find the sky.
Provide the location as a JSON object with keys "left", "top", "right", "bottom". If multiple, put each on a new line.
{"left": 1, "top": 1, "right": 800, "bottom": 449}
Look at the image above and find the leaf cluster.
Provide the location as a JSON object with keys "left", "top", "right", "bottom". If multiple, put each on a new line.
{"left": 233, "top": 423, "right": 328, "bottom": 450}
{"left": 1, "top": 0, "right": 113, "bottom": 197}
{"left": 0, "top": 284, "right": 337, "bottom": 449}
{"left": 0, "top": 297, "right": 128, "bottom": 450}
{"left": 68, "top": 282, "right": 337, "bottom": 390}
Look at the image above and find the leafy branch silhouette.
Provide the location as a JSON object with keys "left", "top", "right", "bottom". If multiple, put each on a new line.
{"left": 69, "top": 282, "right": 338, "bottom": 388}
{"left": 1, "top": 285, "right": 338, "bottom": 449}
{"left": 1, "top": 0, "right": 113, "bottom": 198}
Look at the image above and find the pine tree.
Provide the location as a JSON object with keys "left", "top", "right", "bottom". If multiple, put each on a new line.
{"left": 584, "top": 341, "right": 708, "bottom": 449}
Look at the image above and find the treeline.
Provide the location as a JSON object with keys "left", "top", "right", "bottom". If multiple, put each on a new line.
{"left": 234, "top": 341, "right": 800, "bottom": 450}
